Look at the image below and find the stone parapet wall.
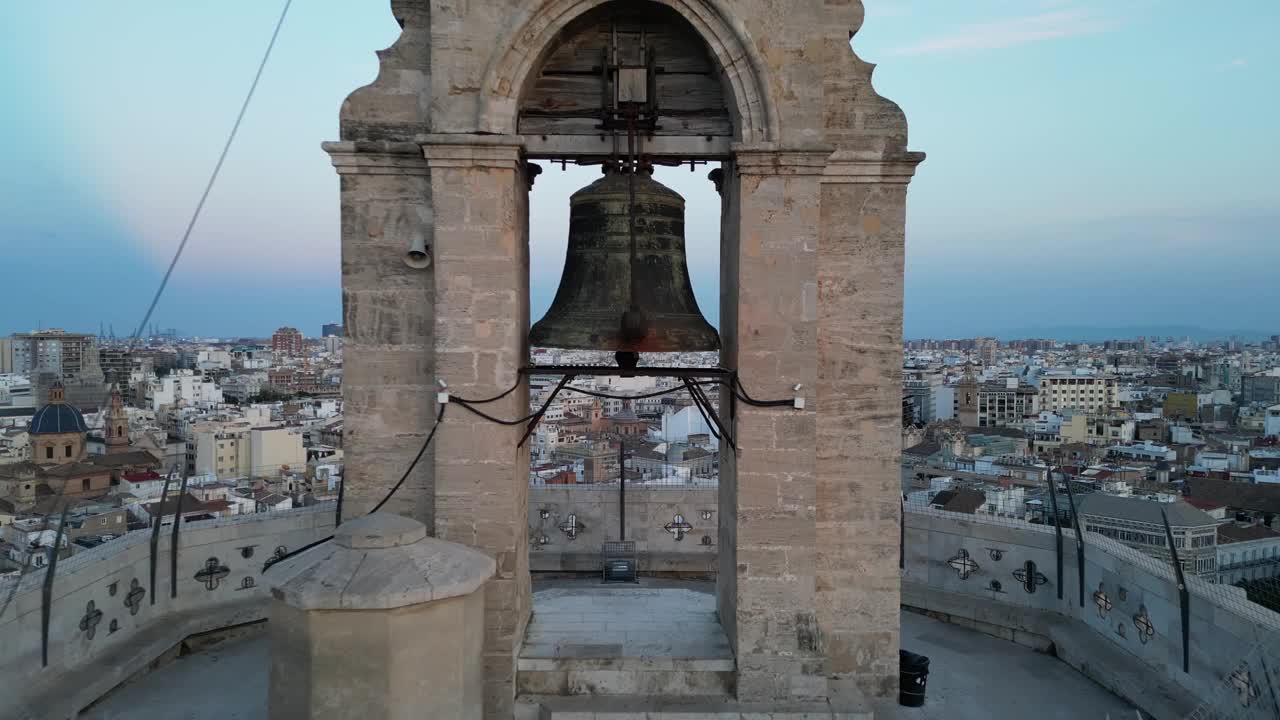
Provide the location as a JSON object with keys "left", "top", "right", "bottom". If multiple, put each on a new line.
{"left": 904, "top": 506, "right": 1280, "bottom": 719}
{"left": 528, "top": 485, "right": 718, "bottom": 574}
{"left": 0, "top": 505, "right": 336, "bottom": 720}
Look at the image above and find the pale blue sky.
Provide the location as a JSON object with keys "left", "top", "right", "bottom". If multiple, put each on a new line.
{"left": 2, "top": 1, "right": 1276, "bottom": 339}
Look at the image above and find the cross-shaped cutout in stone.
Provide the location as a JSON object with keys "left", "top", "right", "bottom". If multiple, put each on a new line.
{"left": 1093, "top": 583, "right": 1113, "bottom": 618}
{"left": 987, "top": 548, "right": 1004, "bottom": 562}
{"left": 947, "top": 549, "right": 979, "bottom": 580}
{"left": 1230, "top": 667, "right": 1258, "bottom": 707}
{"left": 239, "top": 544, "right": 257, "bottom": 559}
{"left": 194, "top": 557, "right": 230, "bottom": 591}
{"left": 124, "top": 578, "right": 145, "bottom": 616}
{"left": 558, "top": 513, "right": 583, "bottom": 541}
{"left": 1012, "top": 560, "right": 1048, "bottom": 594}
{"left": 665, "top": 514, "right": 692, "bottom": 541}
{"left": 262, "top": 545, "right": 291, "bottom": 572}
{"left": 1115, "top": 622, "right": 1127, "bottom": 639}
{"left": 236, "top": 576, "right": 257, "bottom": 591}
{"left": 1132, "top": 605, "right": 1154, "bottom": 644}
{"left": 79, "top": 600, "right": 103, "bottom": 640}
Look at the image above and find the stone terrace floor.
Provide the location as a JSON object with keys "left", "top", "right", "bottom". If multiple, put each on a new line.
{"left": 520, "top": 579, "right": 734, "bottom": 666}
{"left": 83, "top": 580, "right": 1139, "bottom": 720}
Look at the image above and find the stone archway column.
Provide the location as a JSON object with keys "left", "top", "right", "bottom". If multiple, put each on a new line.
{"left": 419, "top": 133, "right": 532, "bottom": 720}
{"left": 816, "top": 150, "right": 923, "bottom": 702}
{"left": 323, "top": 141, "right": 438, "bottom": 524}
{"left": 721, "top": 146, "right": 829, "bottom": 704}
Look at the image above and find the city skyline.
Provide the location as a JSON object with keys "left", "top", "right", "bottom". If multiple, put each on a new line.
{"left": 3, "top": 1, "right": 1277, "bottom": 338}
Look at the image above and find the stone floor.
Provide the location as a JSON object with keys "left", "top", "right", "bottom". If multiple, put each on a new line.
{"left": 82, "top": 584, "right": 1140, "bottom": 720}
{"left": 887, "top": 609, "right": 1138, "bottom": 720}
{"left": 81, "top": 630, "right": 268, "bottom": 720}
{"left": 519, "top": 578, "right": 734, "bottom": 668}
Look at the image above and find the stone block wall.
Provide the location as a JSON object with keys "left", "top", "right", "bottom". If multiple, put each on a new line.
{"left": 528, "top": 485, "right": 718, "bottom": 574}
{"left": 0, "top": 506, "right": 336, "bottom": 720}
{"left": 903, "top": 506, "right": 1280, "bottom": 719}
{"left": 331, "top": 0, "right": 922, "bottom": 713}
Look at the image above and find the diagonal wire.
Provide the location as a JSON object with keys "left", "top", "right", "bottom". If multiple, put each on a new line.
{"left": 130, "top": 0, "right": 293, "bottom": 343}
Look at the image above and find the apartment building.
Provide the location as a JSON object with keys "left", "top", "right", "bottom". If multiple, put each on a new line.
{"left": 186, "top": 421, "right": 305, "bottom": 479}
{"left": 1076, "top": 494, "right": 1219, "bottom": 576}
{"left": 956, "top": 375, "right": 1037, "bottom": 428}
{"left": 1038, "top": 372, "right": 1117, "bottom": 413}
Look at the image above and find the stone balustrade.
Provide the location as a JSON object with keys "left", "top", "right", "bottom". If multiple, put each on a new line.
{"left": 903, "top": 505, "right": 1280, "bottom": 719}
{"left": 0, "top": 505, "right": 336, "bottom": 720}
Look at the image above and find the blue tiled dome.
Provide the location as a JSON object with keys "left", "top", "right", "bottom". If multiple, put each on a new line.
{"left": 30, "top": 403, "right": 88, "bottom": 435}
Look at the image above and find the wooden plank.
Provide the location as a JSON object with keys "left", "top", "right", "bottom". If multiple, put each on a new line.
{"left": 523, "top": 134, "right": 731, "bottom": 160}
{"left": 539, "top": 21, "right": 715, "bottom": 74}
{"left": 522, "top": 72, "right": 727, "bottom": 115}
{"left": 518, "top": 114, "right": 732, "bottom": 137}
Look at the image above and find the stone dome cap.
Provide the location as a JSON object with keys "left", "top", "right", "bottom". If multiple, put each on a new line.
{"left": 270, "top": 513, "right": 496, "bottom": 611}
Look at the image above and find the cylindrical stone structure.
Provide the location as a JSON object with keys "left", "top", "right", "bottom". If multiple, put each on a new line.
{"left": 268, "top": 513, "right": 495, "bottom": 720}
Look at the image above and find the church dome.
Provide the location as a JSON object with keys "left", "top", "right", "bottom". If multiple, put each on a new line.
{"left": 30, "top": 386, "right": 88, "bottom": 435}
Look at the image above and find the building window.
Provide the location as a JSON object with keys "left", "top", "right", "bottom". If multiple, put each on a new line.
{"left": 45, "top": 447, "right": 53, "bottom": 459}
{"left": 65, "top": 445, "right": 73, "bottom": 458}
{"left": 81, "top": 478, "right": 90, "bottom": 492}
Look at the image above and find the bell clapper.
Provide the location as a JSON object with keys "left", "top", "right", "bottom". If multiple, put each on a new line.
{"left": 614, "top": 351, "right": 640, "bottom": 373}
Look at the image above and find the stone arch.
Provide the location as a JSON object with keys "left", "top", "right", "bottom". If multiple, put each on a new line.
{"left": 477, "top": 0, "right": 779, "bottom": 144}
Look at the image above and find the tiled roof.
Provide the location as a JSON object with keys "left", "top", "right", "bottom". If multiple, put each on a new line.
{"left": 1186, "top": 477, "right": 1280, "bottom": 515}
{"left": 29, "top": 403, "right": 88, "bottom": 435}
{"left": 1217, "top": 523, "right": 1280, "bottom": 544}
{"left": 1077, "top": 493, "right": 1217, "bottom": 528}
{"left": 904, "top": 440, "right": 941, "bottom": 457}
{"left": 931, "top": 489, "right": 987, "bottom": 514}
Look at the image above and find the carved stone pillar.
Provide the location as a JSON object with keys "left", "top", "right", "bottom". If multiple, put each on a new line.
{"left": 420, "top": 134, "right": 531, "bottom": 720}
{"left": 721, "top": 146, "right": 829, "bottom": 704}
{"left": 816, "top": 150, "right": 923, "bottom": 701}
{"left": 323, "top": 141, "right": 437, "bottom": 525}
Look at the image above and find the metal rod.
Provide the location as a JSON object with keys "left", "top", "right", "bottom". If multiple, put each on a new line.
{"left": 626, "top": 112, "right": 639, "bottom": 317}
{"left": 170, "top": 470, "right": 190, "bottom": 599}
{"left": 618, "top": 438, "right": 626, "bottom": 541}
{"left": 1064, "top": 478, "right": 1085, "bottom": 608}
{"left": 1048, "top": 469, "right": 1064, "bottom": 600}
{"left": 1160, "top": 507, "right": 1191, "bottom": 674}
{"left": 41, "top": 502, "right": 71, "bottom": 668}
{"left": 521, "top": 364, "right": 733, "bottom": 378}
{"left": 334, "top": 471, "right": 345, "bottom": 527}
{"left": 518, "top": 374, "right": 574, "bottom": 449}
{"left": 899, "top": 497, "right": 905, "bottom": 571}
{"left": 688, "top": 377, "right": 736, "bottom": 450}
{"left": 150, "top": 470, "right": 174, "bottom": 605}
{"left": 683, "top": 377, "right": 720, "bottom": 440}
{"left": 1258, "top": 652, "right": 1280, "bottom": 716}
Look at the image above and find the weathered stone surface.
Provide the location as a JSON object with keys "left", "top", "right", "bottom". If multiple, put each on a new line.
{"left": 271, "top": 513, "right": 495, "bottom": 611}
{"left": 332, "top": 1, "right": 921, "bottom": 714}
{"left": 268, "top": 513, "right": 492, "bottom": 720}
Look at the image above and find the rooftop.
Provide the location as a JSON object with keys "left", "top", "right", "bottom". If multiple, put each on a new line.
{"left": 81, "top": 587, "right": 1136, "bottom": 720}
{"left": 1077, "top": 492, "right": 1219, "bottom": 528}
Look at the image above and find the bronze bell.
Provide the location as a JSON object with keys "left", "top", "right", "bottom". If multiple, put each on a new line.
{"left": 530, "top": 169, "right": 720, "bottom": 353}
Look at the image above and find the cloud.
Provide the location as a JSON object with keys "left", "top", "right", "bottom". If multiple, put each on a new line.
{"left": 1221, "top": 57, "right": 1248, "bottom": 69}
{"left": 891, "top": 8, "right": 1118, "bottom": 56}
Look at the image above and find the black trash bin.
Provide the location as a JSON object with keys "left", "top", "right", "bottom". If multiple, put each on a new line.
{"left": 899, "top": 649, "right": 930, "bottom": 707}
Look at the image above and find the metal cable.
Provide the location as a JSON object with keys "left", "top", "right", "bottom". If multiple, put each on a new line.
{"left": 452, "top": 399, "right": 543, "bottom": 426}
{"left": 452, "top": 377, "right": 524, "bottom": 404}
{"left": 264, "top": 402, "right": 446, "bottom": 571}
{"left": 129, "top": 0, "right": 293, "bottom": 344}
